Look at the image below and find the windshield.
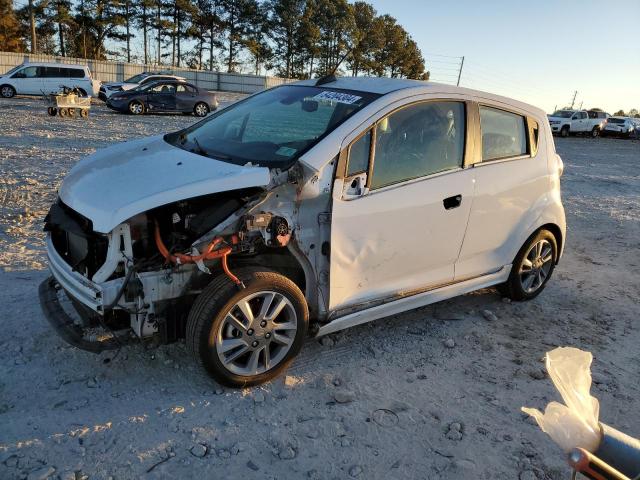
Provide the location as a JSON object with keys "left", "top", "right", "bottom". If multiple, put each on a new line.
{"left": 166, "top": 85, "right": 380, "bottom": 168}
{"left": 125, "top": 73, "right": 149, "bottom": 83}
{"left": 2, "top": 65, "right": 24, "bottom": 76}
{"left": 551, "top": 110, "right": 574, "bottom": 118}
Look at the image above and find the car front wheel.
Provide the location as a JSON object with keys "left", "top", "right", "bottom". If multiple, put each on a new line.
{"left": 194, "top": 102, "right": 209, "bottom": 117}
{"left": 186, "top": 268, "right": 308, "bottom": 387}
{"left": 1, "top": 85, "right": 16, "bottom": 98}
{"left": 591, "top": 126, "right": 600, "bottom": 138}
{"left": 128, "top": 100, "right": 144, "bottom": 115}
{"left": 499, "top": 229, "right": 557, "bottom": 301}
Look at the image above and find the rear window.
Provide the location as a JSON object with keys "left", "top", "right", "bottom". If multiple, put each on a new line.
{"left": 480, "top": 106, "right": 527, "bottom": 161}
{"left": 608, "top": 118, "right": 625, "bottom": 124}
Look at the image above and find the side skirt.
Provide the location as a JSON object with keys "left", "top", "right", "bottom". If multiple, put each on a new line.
{"left": 316, "top": 265, "right": 511, "bottom": 337}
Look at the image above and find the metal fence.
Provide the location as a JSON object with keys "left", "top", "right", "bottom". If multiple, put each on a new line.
{"left": 0, "top": 51, "right": 292, "bottom": 94}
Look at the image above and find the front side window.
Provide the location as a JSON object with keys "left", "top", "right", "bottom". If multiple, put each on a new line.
{"left": 167, "top": 85, "right": 380, "bottom": 168}
{"left": 480, "top": 106, "right": 527, "bottom": 161}
{"left": 370, "top": 101, "right": 465, "bottom": 189}
{"left": 149, "top": 83, "right": 175, "bottom": 94}
{"left": 12, "top": 66, "right": 38, "bottom": 78}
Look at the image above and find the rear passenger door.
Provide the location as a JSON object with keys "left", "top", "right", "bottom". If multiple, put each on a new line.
{"left": 176, "top": 84, "right": 197, "bottom": 111}
{"left": 455, "top": 104, "right": 545, "bottom": 280}
{"left": 329, "top": 100, "right": 475, "bottom": 311}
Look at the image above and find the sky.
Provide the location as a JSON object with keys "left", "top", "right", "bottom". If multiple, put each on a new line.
{"left": 367, "top": 0, "right": 640, "bottom": 113}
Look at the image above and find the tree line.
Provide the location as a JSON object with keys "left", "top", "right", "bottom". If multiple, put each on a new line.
{"left": 0, "top": 0, "right": 428, "bottom": 80}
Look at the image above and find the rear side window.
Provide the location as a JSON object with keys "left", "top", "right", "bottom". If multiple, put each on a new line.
{"left": 43, "top": 67, "right": 61, "bottom": 77}
{"left": 67, "top": 68, "right": 85, "bottom": 78}
{"left": 371, "top": 101, "right": 466, "bottom": 189}
{"left": 480, "top": 106, "right": 527, "bottom": 161}
{"left": 177, "top": 84, "right": 197, "bottom": 94}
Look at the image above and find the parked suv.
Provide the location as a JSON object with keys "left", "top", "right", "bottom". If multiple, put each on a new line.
{"left": 548, "top": 109, "right": 606, "bottom": 137}
{"left": 0, "top": 62, "right": 99, "bottom": 98}
{"left": 602, "top": 117, "right": 636, "bottom": 138}
{"left": 99, "top": 71, "right": 186, "bottom": 101}
{"left": 40, "top": 78, "right": 566, "bottom": 386}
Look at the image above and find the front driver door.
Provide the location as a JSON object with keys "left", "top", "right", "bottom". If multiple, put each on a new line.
{"left": 11, "top": 66, "right": 43, "bottom": 94}
{"left": 146, "top": 82, "right": 176, "bottom": 111}
{"left": 329, "top": 100, "right": 476, "bottom": 311}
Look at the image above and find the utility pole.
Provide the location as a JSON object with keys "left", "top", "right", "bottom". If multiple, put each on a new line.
{"left": 579, "top": 101, "right": 583, "bottom": 110}
{"left": 570, "top": 90, "right": 578, "bottom": 109}
{"left": 29, "top": 0, "right": 37, "bottom": 54}
{"left": 456, "top": 56, "right": 465, "bottom": 86}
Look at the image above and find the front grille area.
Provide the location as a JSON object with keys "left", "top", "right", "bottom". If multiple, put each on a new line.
{"left": 44, "top": 200, "right": 108, "bottom": 278}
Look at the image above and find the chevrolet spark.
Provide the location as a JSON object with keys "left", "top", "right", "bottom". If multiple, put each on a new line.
{"left": 40, "top": 77, "right": 566, "bottom": 386}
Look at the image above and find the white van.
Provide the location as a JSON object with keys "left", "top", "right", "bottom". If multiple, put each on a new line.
{"left": 0, "top": 62, "right": 100, "bottom": 98}
{"left": 40, "top": 77, "right": 566, "bottom": 386}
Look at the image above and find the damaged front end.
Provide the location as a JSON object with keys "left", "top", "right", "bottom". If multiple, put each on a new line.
{"left": 39, "top": 178, "right": 310, "bottom": 353}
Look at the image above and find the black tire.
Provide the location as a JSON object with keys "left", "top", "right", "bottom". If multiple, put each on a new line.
{"left": 80, "top": 108, "right": 89, "bottom": 118}
{"left": 186, "top": 268, "right": 308, "bottom": 387}
{"left": 68, "top": 108, "right": 76, "bottom": 117}
{"left": 498, "top": 229, "right": 558, "bottom": 301}
{"left": 59, "top": 108, "right": 68, "bottom": 118}
{"left": 193, "top": 102, "right": 209, "bottom": 117}
{"left": 47, "top": 107, "right": 57, "bottom": 116}
{"left": 128, "top": 100, "right": 144, "bottom": 115}
{"left": 0, "top": 85, "right": 15, "bottom": 98}
{"left": 560, "top": 126, "right": 569, "bottom": 138}
{"left": 591, "top": 126, "right": 600, "bottom": 138}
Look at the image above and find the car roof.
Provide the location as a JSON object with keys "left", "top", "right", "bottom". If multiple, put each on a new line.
{"left": 20, "top": 62, "right": 88, "bottom": 69}
{"left": 293, "top": 76, "right": 546, "bottom": 117}
{"left": 140, "top": 79, "right": 191, "bottom": 87}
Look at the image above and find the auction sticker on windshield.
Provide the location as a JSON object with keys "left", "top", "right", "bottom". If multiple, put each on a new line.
{"left": 312, "top": 91, "right": 362, "bottom": 105}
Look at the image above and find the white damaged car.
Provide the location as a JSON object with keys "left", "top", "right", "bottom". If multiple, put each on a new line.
{"left": 40, "top": 77, "right": 566, "bottom": 386}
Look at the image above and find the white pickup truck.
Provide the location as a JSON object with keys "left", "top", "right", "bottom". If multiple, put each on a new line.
{"left": 548, "top": 110, "right": 608, "bottom": 137}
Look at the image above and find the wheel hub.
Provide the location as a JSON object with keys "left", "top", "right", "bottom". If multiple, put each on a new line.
{"left": 215, "top": 291, "right": 297, "bottom": 376}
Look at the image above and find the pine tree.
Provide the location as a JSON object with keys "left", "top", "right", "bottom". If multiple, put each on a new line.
{"left": 0, "top": 0, "right": 25, "bottom": 52}
{"left": 219, "top": 0, "right": 260, "bottom": 72}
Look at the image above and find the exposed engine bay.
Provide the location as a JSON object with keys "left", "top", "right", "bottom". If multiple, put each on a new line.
{"left": 42, "top": 161, "right": 330, "bottom": 352}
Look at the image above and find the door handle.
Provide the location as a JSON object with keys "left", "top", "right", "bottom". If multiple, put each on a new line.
{"left": 443, "top": 195, "right": 462, "bottom": 210}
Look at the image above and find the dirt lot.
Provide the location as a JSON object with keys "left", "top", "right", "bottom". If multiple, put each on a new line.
{"left": 1, "top": 97, "right": 639, "bottom": 480}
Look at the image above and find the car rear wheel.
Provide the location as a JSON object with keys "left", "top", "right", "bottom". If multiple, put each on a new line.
{"left": 194, "top": 102, "right": 209, "bottom": 117}
{"left": 59, "top": 108, "right": 68, "bottom": 118}
{"left": 499, "top": 229, "right": 557, "bottom": 301}
{"left": 560, "top": 126, "right": 569, "bottom": 138}
{"left": 47, "top": 107, "right": 57, "bottom": 116}
{"left": 186, "top": 268, "right": 308, "bottom": 387}
{"left": 128, "top": 100, "right": 144, "bottom": 115}
{"left": 1, "top": 85, "right": 16, "bottom": 98}
{"left": 591, "top": 126, "right": 599, "bottom": 138}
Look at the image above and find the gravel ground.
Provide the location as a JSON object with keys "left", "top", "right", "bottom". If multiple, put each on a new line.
{"left": 0, "top": 97, "right": 639, "bottom": 480}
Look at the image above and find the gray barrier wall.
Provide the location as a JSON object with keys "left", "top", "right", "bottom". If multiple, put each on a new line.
{"left": 0, "top": 51, "right": 292, "bottom": 94}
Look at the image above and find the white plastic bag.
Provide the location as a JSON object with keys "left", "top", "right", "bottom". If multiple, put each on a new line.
{"left": 522, "top": 347, "right": 601, "bottom": 453}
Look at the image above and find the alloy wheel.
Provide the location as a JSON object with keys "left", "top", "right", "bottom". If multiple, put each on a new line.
{"left": 129, "top": 102, "right": 143, "bottom": 115}
{"left": 519, "top": 239, "right": 554, "bottom": 294}
{"left": 215, "top": 291, "right": 298, "bottom": 376}
{"left": 195, "top": 103, "right": 208, "bottom": 117}
{"left": 1, "top": 86, "right": 15, "bottom": 98}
